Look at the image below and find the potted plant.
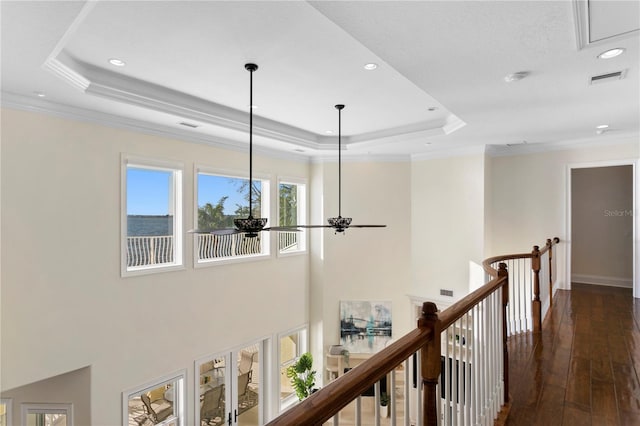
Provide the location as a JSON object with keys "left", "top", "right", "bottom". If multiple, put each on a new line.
{"left": 286, "top": 352, "right": 317, "bottom": 401}
{"left": 379, "top": 392, "right": 389, "bottom": 417}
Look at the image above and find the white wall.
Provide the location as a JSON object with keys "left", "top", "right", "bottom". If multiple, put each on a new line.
{"left": 410, "top": 154, "right": 486, "bottom": 302}
{"left": 0, "top": 368, "right": 91, "bottom": 426}
{"left": 0, "top": 109, "right": 310, "bottom": 425}
{"left": 488, "top": 140, "right": 639, "bottom": 292}
{"left": 309, "top": 160, "right": 412, "bottom": 384}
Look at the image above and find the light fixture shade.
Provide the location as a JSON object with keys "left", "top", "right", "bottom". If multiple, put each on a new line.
{"left": 598, "top": 48, "right": 625, "bottom": 59}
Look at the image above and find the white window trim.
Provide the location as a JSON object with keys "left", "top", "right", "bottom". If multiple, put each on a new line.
{"left": 193, "top": 165, "right": 271, "bottom": 267}
{"left": 1, "top": 398, "right": 13, "bottom": 426}
{"left": 276, "top": 176, "right": 308, "bottom": 257}
{"left": 121, "top": 154, "right": 185, "bottom": 277}
{"left": 276, "top": 324, "right": 309, "bottom": 412}
{"left": 122, "top": 369, "right": 186, "bottom": 426}
{"left": 21, "top": 403, "right": 73, "bottom": 426}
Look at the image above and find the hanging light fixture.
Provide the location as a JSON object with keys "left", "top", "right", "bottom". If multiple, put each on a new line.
{"left": 290, "top": 104, "right": 387, "bottom": 234}
{"left": 191, "top": 63, "right": 294, "bottom": 238}
{"left": 232, "top": 63, "right": 268, "bottom": 237}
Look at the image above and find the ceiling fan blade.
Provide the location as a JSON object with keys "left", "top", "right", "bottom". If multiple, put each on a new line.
{"left": 263, "top": 226, "right": 302, "bottom": 232}
{"left": 210, "top": 228, "right": 242, "bottom": 235}
{"left": 349, "top": 225, "right": 387, "bottom": 228}
{"left": 290, "top": 225, "right": 334, "bottom": 229}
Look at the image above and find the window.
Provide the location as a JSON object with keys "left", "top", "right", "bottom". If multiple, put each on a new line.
{"left": 0, "top": 399, "right": 12, "bottom": 426}
{"left": 21, "top": 403, "right": 72, "bottom": 426}
{"left": 195, "top": 168, "right": 270, "bottom": 264}
{"left": 278, "top": 326, "right": 308, "bottom": 410}
{"left": 122, "top": 156, "right": 183, "bottom": 276}
{"left": 123, "top": 371, "right": 185, "bottom": 426}
{"left": 278, "top": 179, "right": 306, "bottom": 255}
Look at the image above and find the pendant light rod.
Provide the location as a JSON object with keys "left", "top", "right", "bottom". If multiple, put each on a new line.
{"left": 246, "top": 63, "right": 258, "bottom": 217}
{"left": 335, "top": 104, "right": 344, "bottom": 217}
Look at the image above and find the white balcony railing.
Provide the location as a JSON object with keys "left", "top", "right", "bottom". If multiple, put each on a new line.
{"left": 126, "top": 235, "right": 174, "bottom": 267}
{"left": 127, "top": 231, "right": 301, "bottom": 267}
{"left": 278, "top": 231, "right": 299, "bottom": 252}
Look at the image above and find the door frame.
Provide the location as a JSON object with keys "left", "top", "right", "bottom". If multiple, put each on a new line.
{"left": 194, "top": 337, "right": 268, "bottom": 426}
{"left": 566, "top": 159, "right": 638, "bottom": 298}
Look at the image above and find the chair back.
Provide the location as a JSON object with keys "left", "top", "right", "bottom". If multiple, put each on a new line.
{"left": 237, "top": 371, "right": 251, "bottom": 398}
{"left": 201, "top": 384, "right": 224, "bottom": 420}
{"left": 140, "top": 394, "right": 157, "bottom": 422}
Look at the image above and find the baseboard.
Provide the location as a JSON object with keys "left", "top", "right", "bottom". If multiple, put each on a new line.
{"left": 571, "top": 274, "right": 632, "bottom": 288}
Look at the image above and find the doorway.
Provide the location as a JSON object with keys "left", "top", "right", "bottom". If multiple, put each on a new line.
{"left": 196, "top": 342, "right": 262, "bottom": 426}
{"left": 568, "top": 161, "right": 637, "bottom": 297}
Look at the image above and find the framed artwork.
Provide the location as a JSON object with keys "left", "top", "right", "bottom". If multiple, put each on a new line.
{"left": 340, "top": 300, "right": 392, "bottom": 353}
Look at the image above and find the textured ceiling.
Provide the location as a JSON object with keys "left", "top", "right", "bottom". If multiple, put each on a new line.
{"left": 1, "top": 1, "right": 638, "bottom": 159}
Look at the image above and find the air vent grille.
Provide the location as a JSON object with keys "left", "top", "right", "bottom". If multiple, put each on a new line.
{"left": 590, "top": 70, "right": 627, "bottom": 85}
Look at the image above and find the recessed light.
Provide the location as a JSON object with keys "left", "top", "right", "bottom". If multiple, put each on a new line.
{"left": 294, "top": 148, "right": 305, "bottom": 153}
{"left": 109, "top": 58, "right": 126, "bottom": 67}
{"left": 363, "top": 63, "right": 378, "bottom": 71}
{"left": 428, "top": 107, "right": 438, "bottom": 112}
{"left": 33, "top": 91, "right": 45, "bottom": 98}
{"left": 424, "top": 142, "right": 432, "bottom": 146}
{"left": 597, "top": 48, "right": 625, "bottom": 59}
{"left": 596, "top": 124, "right": 609, "bottom": 129}
{"left": 504, "top": 71, "right": 529, "bottom": 83}
{"left": 325, "top": 130, "right": 334, "bottom": 135}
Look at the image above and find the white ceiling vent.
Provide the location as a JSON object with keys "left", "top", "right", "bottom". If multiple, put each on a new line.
{"left": 590, "top": 70, "right": 627, "bottom": 85}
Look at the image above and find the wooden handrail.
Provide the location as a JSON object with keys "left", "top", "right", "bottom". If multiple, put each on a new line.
{"left": 267, "top": 318, "right": 435, "bottom": 425}
{"left": 268, "top": 274, "right": 510, "bottom": 426}
{"left": 483, "top": 238, "right": 560, "bottom": 333}
{"left": 439, "top": 270, "right": 508, "bottom": 330}
{"left": 268, "top": 238, "right": 560, "bottom": 425}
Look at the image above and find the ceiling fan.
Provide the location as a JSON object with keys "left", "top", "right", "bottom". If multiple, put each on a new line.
{"left": 192, "top": 65, "right": 385, "bottom": 237}
{"left": 190, "top": 63, "right": 296, "bottom": 238}
{"left": 287, "top": 104, "right": 387, "bottom": 234}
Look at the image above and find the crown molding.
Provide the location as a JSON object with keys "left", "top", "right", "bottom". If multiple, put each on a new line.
{"left": 486, "top": 132, "right": 639, "bottom": 157}
{"left": 411, "top": 144, "right": 486, "bottom": 161}
{"left": 1, "top": 93, "right": 311, "bottom": 163}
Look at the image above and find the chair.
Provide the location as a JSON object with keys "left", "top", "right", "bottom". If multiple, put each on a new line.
{"left": 140, "top": 393, "right": 172, "bottom": 423}
{"left": 201, "top": 384, "right": 225, "bottom": 424}
{"left": 238, "top": 350, "right": 255, "bottom": 382}
{"left": 326, "top": 354, "right": 340, "bottom": 381}
{"left": 237, "top": 371, "right": 251, "bottom": 405}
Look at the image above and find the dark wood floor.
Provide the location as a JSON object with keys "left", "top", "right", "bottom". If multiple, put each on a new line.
{"left": 506, "top": 283, "right": 640, "bottom": 426}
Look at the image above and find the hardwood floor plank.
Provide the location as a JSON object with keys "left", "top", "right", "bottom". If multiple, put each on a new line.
{"left": 565, "top": 357, "right": 590, "bottom": 408}
{"left": 562, "top": 404, "right": 591, "bottom": 425}
{"left": 612, "top": 362, "right": 640, "bottom": 413}
{"left": 592, "top": 379, "right": 619, "bottom": 421}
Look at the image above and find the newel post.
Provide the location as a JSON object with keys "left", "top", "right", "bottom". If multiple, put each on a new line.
{"left": 498, "top": 262, "right": 510, "bottom": 403}
{"left": 531, "top": 245, "right": 542, "bottom": 333}
{"left": 419, "top": 302, "right": 441, "bottom": 426}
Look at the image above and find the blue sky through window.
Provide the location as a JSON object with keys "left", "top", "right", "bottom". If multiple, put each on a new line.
{"left": 198, "top": 174, "right": 249, "bottom": 215}
{"left": 127, "top": 168, "right": 254, "bottom": 216}
{"left": 127, "top": 168, "right": 171, "bottom": 215}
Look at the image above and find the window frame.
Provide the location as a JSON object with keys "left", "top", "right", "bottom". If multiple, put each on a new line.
{"left": 277, "top": 325, "right": 309, "bottom": 411}
{"left": 193, "top": 165, "right": 271, "bottom": 267}
{"left": 121, "top": 155, "right": 184, "bottom": 277}
{"left": 21, "top": 403, "right": 73, "bottom": 426}
{"left": 122, "top": 369, "right": 186, "bottom": 426}
{"left": 276, "top": 177, "right": 308, "bottom": 257}
{"left": 1, "top": 398, "right": 12, "bottom": 426}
